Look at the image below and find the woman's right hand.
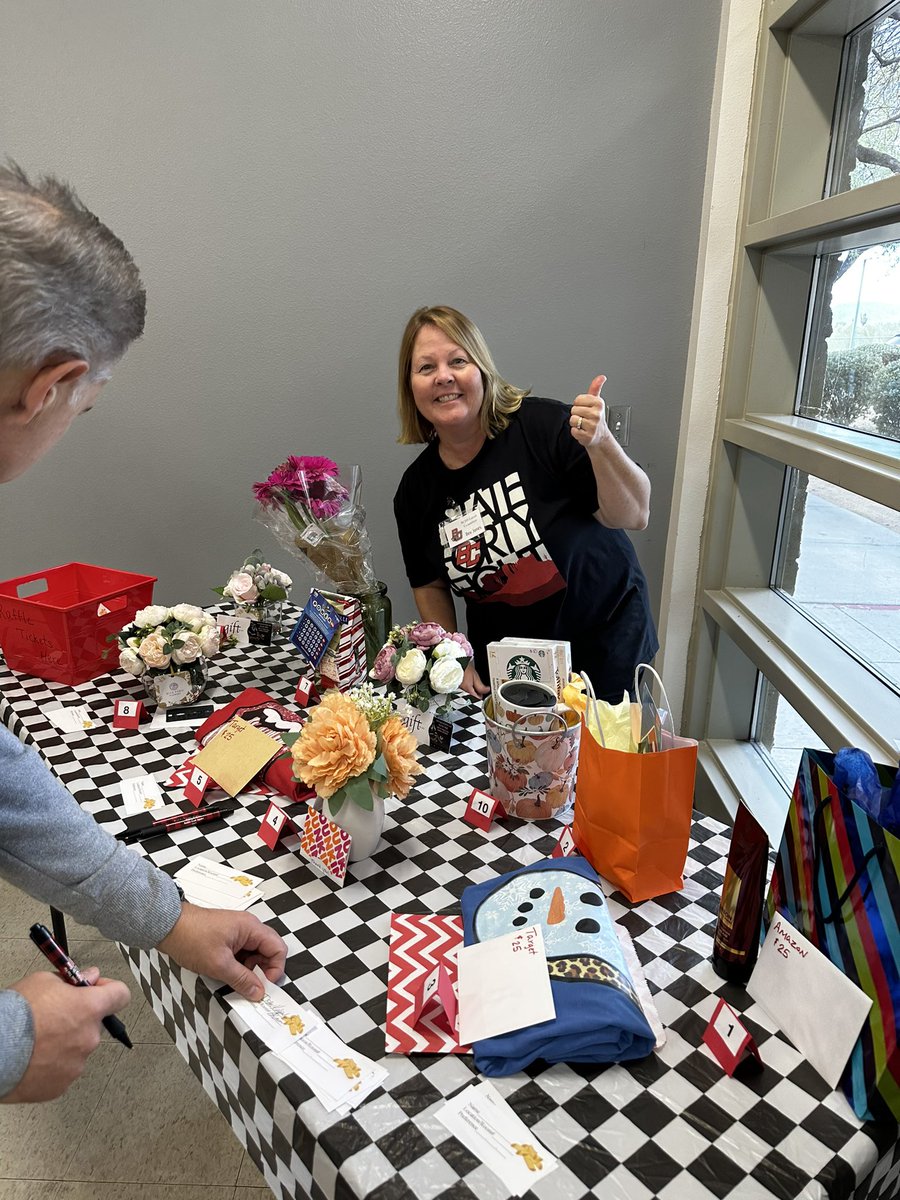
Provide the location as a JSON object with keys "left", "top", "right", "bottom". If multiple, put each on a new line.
{"left": 463, "top": 662, "right": 490, "bottom": 699}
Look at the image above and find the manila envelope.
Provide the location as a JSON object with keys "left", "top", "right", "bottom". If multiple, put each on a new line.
{"left": 191, "top": 716, "right": 280, "bottom": 797}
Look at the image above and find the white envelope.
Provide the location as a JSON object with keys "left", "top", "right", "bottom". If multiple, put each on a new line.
{"left": 748, "top": 913, "right": 872, "bottom": 1089}
{"left": 457, "top": 925, "right": 556, "bottom": 1044}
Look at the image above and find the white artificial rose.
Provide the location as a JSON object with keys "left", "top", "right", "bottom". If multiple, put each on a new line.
{"left": 171, "top": 631, "right": 202, "bottom": 664}
{"left": 138, "top": 632, "right": 171, "bottom": 669}
{"left": 432, "top": 639, "right": 467, "bottom": 660}
{"left": 429, "top": 656, "right": 464, "bottom": 694}
{"left": 273, "top": 569, "right": 292, "bottom": 588}
{"left": 171, "top": 603, "right": 206, "bottom": 628}
{"left": 199, "top": 624, "right": 220, "bottom": 658}
{"left": 134, "top": 605, "right": 170, "bottom": 628}
{"left": 395, "top": 647, "right": 427, "bottom": 686}
{"left": 227, "top": 571, "right": 258, "bottom": 604}
{"left": 118, "top": 648, "right": 145, "bottom": 677}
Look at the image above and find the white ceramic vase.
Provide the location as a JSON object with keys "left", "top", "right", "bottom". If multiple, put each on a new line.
{"left": 318, "top": 783, "right": 386, "bottom": 862}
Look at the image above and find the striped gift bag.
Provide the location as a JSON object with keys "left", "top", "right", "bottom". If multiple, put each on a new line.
{"left": 766, "top": 748, "right": 900, "bottom": 1122}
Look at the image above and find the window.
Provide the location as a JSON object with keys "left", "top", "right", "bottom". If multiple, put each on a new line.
{"left": 830, "top": 2, "right": 900, "bottom": 195}
{"left": 679, "top": 0, "right": 900, "bottom": 834}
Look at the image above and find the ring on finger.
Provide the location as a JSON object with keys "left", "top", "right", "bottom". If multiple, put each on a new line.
{"left": 577, "top": 416, "right": 584, "bottom": 430}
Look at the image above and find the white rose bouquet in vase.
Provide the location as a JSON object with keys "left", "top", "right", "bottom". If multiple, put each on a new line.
{"left": 370, "top": 623, "right": 473, "bottom": 747}
{"left": 111, "top": 604, "right": 222, "bottom": 708}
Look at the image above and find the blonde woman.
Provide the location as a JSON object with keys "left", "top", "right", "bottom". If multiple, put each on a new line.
{"left": 394, "top": 305, "right": 657, "bottom": 701}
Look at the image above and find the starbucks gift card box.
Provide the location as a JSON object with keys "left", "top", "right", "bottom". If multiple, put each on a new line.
{"left": 486, "top": 638, "right": 570, "bottom": 708}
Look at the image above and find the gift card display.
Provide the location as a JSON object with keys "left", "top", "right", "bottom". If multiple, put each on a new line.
{"left": 748, "top": 913, "right": 872, "bottom": 1089}
{"left": 299, "top": 808, "right": 352, "bottom": 885}
{"left": 386, "top": 913, "right": 470, "bottom": 1055}
{"left": 45, "top": 704, "right": 95, "bottom": 734}
{"left": 174, "top": 857, "right": 264, "bottom": 910}
{"left": 457, "top": 925, "right": 556, "bottom": 1044}
{"left": 436, "top": 1081, "right": 558, "bottom": 1197}
{"left": 191, "top": 716, "right": 280, "bottom": 796}
{"left": 290, "top": 590, "right": 343, "bottom": 667}
{"left": 120, "top": 774, "right": 165, "bottom": 816}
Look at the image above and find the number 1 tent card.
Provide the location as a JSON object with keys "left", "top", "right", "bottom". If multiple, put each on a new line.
{"left": 190, "top": 715, "right": 279, "bottom": 797}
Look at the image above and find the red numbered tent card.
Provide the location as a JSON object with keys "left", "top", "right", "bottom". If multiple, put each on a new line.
{"left": 183, "top": 765, "right": 213, "bottom": 807}
{"left": 113, "top": 698, "right": 145, "bottom": 729}
{"left": 551, "top": 825, "right": 578, "bottom": 858}
{"left": 386, "top": 913, "right": 471, "bottom": 1056}
{"left": 703, "top": 997, "right": 763, "bottom": 1077}
{"left": 258, "top": 801, "right": 298, "bottom": 850}
{"left": 464, "top": 787, "right": 501, "bottom": 831}
{"left": 298, "top": 808, "right": 351, "bottom": 885}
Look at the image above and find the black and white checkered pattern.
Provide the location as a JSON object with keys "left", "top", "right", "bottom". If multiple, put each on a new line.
{"left": 2, "top": 629, "right": 898, "bottom": 1200}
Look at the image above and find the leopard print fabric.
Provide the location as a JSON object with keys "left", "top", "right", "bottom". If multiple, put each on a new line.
{"left": 548, "top": 955, "right": 640, "bottom": 1007}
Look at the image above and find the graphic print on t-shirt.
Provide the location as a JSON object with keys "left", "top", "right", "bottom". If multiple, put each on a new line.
{"left": 444, "top": 471, "right": 565, "bottom": 606}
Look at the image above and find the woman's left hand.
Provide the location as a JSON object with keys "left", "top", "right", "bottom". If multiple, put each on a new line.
{"left": 570, "top": 375, "right": 609, "bottom": 449}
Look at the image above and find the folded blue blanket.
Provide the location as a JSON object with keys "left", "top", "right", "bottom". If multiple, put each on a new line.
{"left": 461, "top": 857, "right": 655, "bottom": 1076}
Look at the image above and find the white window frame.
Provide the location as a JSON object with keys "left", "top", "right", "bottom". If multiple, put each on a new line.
{"left": 659, "top": 0, "right": 900, "bottom": 836}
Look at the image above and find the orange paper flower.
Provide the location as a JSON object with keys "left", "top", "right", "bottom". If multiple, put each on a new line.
{"left": 290, "top": 691, "right": 376, "bottom": 799}
{"left": 380, "top": 715, "right": 423, "bottom": 800}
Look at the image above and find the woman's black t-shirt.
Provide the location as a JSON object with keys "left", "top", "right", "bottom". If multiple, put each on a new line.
{"left": 393, "top": 397, "right": 658, "bottom": 700}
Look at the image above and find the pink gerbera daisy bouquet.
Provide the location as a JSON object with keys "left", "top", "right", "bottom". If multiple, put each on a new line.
{"left": 253, "top": 455, "right": 377, "bottom": 593}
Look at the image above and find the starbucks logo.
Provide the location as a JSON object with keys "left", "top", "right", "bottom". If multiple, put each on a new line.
{"left": 508, "top": 655, "right": 541, "bottom": 682}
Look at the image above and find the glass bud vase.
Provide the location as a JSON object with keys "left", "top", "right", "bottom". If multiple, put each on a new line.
{"left": 142, "top": 660, "right": 208, "bottom": 709}
{"left": 359, "top": 582, "right": 392, "bottom": 670}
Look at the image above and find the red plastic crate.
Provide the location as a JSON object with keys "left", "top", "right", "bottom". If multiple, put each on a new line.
{"left": 0, "top": 563, "right": 157, "bottom": 686}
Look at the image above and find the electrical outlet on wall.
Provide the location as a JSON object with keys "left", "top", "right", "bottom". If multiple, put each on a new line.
{"left": 608, "top": 405, "right": 631, "bottom": 446}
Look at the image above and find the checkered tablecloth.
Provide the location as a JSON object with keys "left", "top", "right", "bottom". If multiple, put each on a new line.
{"left": 2, "top": 631, "right": 899, "bottom": 1200}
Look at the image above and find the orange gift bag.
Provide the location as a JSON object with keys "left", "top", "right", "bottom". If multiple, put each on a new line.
{"left": 572, "top": 667, "right": 698, "bottom": 903}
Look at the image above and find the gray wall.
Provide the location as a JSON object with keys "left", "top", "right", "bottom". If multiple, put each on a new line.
{"left": 1, "top": 0, "right": 721, "bottom": 633}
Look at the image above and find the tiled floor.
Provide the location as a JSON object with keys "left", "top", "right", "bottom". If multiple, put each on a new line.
{"left": 0, "top": 875, "right": 272, "bottom": 1200}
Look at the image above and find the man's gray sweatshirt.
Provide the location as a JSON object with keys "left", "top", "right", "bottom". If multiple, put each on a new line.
{"left": 0, "top": 724, "right": 182, "bottom": 1096}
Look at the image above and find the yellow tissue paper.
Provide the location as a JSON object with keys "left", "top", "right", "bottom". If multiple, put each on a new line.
{"left": 562, "top": 675, "right": 637, "bottom": 753}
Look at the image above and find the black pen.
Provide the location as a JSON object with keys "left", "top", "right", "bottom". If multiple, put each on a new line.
{"left": 116, "top": 801, "right": 239, "bottom": 844}
{"left": 28, "top": 923, "right": 132, "bottom": 1049}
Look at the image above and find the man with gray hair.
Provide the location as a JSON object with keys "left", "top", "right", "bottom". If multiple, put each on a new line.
{"left": 0, "top": 163, "right": 287, "bottom": 1103}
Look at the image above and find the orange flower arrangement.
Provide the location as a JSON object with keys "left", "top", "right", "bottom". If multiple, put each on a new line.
{"left": 290, "top": 685, "right": 422, "bottom": 818}
{"left": 380, "top": 716, "right": 421, "bottom": 799}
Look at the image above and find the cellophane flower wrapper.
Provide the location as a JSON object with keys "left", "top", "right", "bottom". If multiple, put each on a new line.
{"left": 253, "top": 459, "right": 377, "bottom": 595}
